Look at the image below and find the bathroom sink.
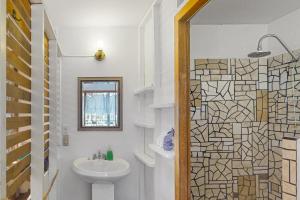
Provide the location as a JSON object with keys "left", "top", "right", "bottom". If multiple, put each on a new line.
{"left": 72, "top": 157, "right": 130, "bottom": 183}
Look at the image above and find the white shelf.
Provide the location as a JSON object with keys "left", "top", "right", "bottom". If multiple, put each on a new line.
{"left": 150, "top": 102, "right": 175, "bottom": 109}
{"left": 134, "top": 121, "right": 155, "bottom": 129}
{"left": 149, "top": 144, "right": 175, "bottom": 159}
{"left": 134, "top": 85, "right": 154, "bottom": 96}
{"left": 134, "top": 150, "right": 155, "bottom": 168}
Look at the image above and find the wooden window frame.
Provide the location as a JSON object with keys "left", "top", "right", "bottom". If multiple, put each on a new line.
{"left": 174, "top": 1, "right": 210, "bottom": 200}
{"left": 77, "top": 77, "right": 123, "bottom": 131}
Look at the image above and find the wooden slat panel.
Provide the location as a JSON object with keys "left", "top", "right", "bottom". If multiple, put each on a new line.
{"left": 44, "top": 43, "right": 49, "bottom": 51}
{"left": 44, "top": 57, "right": 49, "bottom": 65}
{"left": 7, "top": 166, "right": 30, "bottom": 198}
{"left": 7, "top": 66, "right": 31, "bottom": 89}
{"left": 6, "top": 83, "right": 31, "bottom": 101}
{"left": 44, "top": 35, "right": 49, "bottom": 74}
{"left": 44, "top": 49, "right": 49, "bottom": 59}
{"left": 44, "top": 116, "right": 49, "bottom": 123}
{"left": 44, "top": 57, "right": 49, "bottom": 63}
{"left": 19, "top": 0, "right": 31, "bottom": 19}
{"left": 7, "top": 16, "right": 31, "bottom": 52}
{"left": 44, "top": 149, "right": 49, "bottom": 158}
{"left": 44, "top": 36, "right": 49, "bottom": 51}
{"left": 6, "top": 155, "right": 31, "bottom": 183}
{"left": 7, "top": 48, "right": 31, "bottom": 76}
{"left": 6, "top": 116, "right": 31, "bottom": 130}
{"left": 9, "top": 0, "right": 31, "bottom": 29}
{"left": 44, "top": 72, "right": 49, "bottom": 81}
{"left": 44, "top": 106, "right": 49, "bottom": 114}
{"left": 7, "top": 0, "right": 31, "bottom": 40}
{"left": 44, "top": 140, "right": 49, "bottom": 151}
{"left": 44, "top": 89, "right": 49, "bottom": 97}
{"left": 6, "top": 130, "right": 31, "bottom": 148}
{"left": 44, "top": 45, "right": 49, "bottom": 55}
{"left": 44, "top": 124, "right": 49, "bottom": 132}
{"left": 7, "top": 142, "right": 31, "bottom": 166}
{"left": 44, "top": 64, "right": 49, "bottom": 74}
{"left": 44, "top": 98, "right": 49, "bottom": 105}
{"left": 44, "top": 36, "right": 49, "bottom": 66}
{"left": 44, "top": 33, "right": 50, "bottom": 166}
{"left": 7, "top": 101, "right": 31, "bottom": 113}
{"left": 44, "top": 80, "right": 49, "bottom": 89}
{"left": 44, "top": 132, "right": 49, "bottom": 141}
{"left": 12, "top": 0, "right": 31, "bottom": 27}
{"left": 7, "top": 35, "right": 31, "bottom": 64}
{"left": 6, "top": 0, "right": 31, "bottom": 198}
{"left": 44, "top": 34, "right": 49, "bottom": 46}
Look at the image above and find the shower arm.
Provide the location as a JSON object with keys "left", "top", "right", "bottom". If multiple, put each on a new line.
{"left": 257, "top": 34, "right": 298, "bottom": 62}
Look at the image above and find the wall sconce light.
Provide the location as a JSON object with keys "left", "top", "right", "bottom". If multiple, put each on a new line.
{"left": 94, "top": 41, "right": 106, "bottom": 61}
{"left": 95, "top": 49, "right": 106, "bottom": 61}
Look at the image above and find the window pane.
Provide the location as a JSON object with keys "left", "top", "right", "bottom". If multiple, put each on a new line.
{"left": 82, "top": 81, "right": 118, "bottom": 91}
{"left": 82, "top": 92, "right": 118, "bottom": 127}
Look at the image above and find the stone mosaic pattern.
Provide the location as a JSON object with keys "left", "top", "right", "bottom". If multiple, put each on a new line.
{"left": 190, "top": 58, "right": 269, "bottom": 200}
{"left": 202, "top": 81, "right": 235, "bottom": 101}
{"left": 268, "top": 52, "right": 300, "bottom": 200}
{"left": 207, "top": 100, "right": 255, "bottom": 123}
{"left": 281, "top": 137, "right": 297, "bottom": 200}
{"left": 238, "top": 176, "right": 256, "bottom": 200}
{"left": 190, "top": 52, "right": 300, "bottom": 200}
{"left": 256, "top": 90, "right": 268, "bottom": 122}
{"left": 190, "top": 55, "right": 300, "bottom": 200}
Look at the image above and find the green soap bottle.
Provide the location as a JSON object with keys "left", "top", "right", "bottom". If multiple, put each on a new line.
{"left": 106, "top": 146, "right": 113, "bottom": 161}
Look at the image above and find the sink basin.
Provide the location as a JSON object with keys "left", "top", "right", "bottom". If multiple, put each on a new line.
{"left": 72, "top": 157, "right": 130, "bottom": 183}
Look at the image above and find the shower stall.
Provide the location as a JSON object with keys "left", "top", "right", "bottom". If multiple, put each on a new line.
{"left": 189, "top": 34, "right": 300, "bottom": 199}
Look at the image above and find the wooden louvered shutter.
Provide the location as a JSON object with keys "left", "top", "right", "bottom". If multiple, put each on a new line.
{"left": 6, "top": 0, "right": 32, "bottom": 199}
{"left": 44, "top": 33, "right": 50, "bottom": 173}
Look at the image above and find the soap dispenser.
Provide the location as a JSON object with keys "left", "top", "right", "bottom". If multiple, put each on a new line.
{"left": 106, "top": 146, "right": 113, "bottom": 161}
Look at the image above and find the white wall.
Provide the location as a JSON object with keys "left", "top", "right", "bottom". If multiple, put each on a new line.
{"left": 268, "top": 8, "right": 300, "bottom": 56}
{"left": 153, "top": 0, "right": 177, "bottom": 199}
{"left": 58, "top": 27, "right": 141, "bottom": 200}
{"left": 190, "top": 24, "right": 268, "bottom": 59}
{"left": 190, "top": 8, "right": 300, "bottom": 60}
{"left": 158, "top": 0, "right": 177, "bottom": 104}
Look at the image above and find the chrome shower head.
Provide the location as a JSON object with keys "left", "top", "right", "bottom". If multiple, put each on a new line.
{"left": 248, "top": 50, "right": 271, "bottom": 58}
{"left": 248, "top": 34, "right": 298, "bottom": 62}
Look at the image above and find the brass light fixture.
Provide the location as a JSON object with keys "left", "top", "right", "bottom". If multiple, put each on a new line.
{"left": 95, "top": 49, "right": 106, "bottom": 61}
{"left": 94, "top": 41, "right": 106, "bottom": 61}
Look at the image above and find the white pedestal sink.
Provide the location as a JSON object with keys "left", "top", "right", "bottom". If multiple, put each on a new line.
{"left": 72, "top": 157, "right": 130, "bottom": 200}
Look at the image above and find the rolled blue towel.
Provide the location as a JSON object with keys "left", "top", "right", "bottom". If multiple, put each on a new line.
{"left": 163, "top": 128, "right": 175, "bottom": 151}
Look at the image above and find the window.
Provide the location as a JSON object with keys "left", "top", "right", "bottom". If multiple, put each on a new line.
{"left": 78, "top": 77, "right": 123, "bottom": 131}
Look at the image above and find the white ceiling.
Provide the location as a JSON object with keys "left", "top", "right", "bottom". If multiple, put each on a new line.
{"left": 42, "top": 0, "right": 155, "bottom": 28}
{"left": 191, "top": 0, "right": 300, "bottom": 25}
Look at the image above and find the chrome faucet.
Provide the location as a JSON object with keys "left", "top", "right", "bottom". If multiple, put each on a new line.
{"left": 98, "top": 151, "right": 106, "bottom": 160}
{"left": 91, "top": 151, "right": 106, "bottom": 160}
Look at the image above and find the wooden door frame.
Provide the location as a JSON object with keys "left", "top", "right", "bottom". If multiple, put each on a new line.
{"left": 174, "top": 1, "right": 210, "bottom": 200}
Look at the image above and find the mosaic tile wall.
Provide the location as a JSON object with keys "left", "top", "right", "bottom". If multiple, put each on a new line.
{"left": 190, "top": 53, "right": 300, "bottom": 200}
{"left": 282, "top": 137, "right": 298, "bottom": 200}
{"left": 268, "top": 53, "right": 300, "bottom": 200}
